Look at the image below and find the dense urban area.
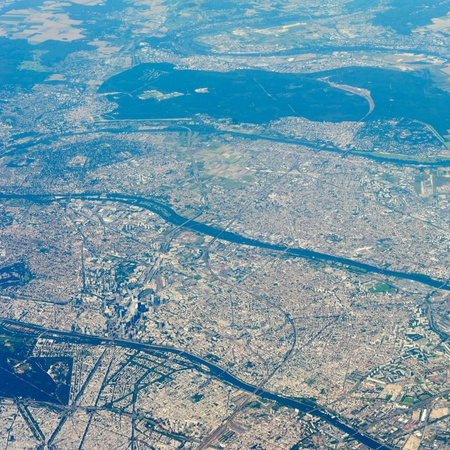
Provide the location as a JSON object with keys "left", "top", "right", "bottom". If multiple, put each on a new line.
{"left": 0, "top": 0, "right": 450, "bottom": 448}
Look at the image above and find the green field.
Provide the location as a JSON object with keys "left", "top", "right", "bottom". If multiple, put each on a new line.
{"left": 368, "top": 282, "right": 397, "bottom": 294}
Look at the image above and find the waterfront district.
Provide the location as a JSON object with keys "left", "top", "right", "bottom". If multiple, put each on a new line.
{"left": 0, "top": 0, "right": 450, "bottom": 449}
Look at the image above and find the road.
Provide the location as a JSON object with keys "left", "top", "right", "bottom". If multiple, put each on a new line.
{"left": 1, "top": 191, "right": 448, "bottom": 291}
{"left": 2, "top": 319, "right": 395, "bottom": 450}
{"left": 319, "top": 76, "right": 375, "bottom": 119}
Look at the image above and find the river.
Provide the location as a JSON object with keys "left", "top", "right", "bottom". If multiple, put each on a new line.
{"left": 0, "top": 191, "right": 448, "bottom": 291}
{"left": 1, "top": 319, "right": 395, "bottom": 450}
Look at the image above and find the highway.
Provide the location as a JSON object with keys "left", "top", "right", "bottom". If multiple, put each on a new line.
{"left": 1, "top": 191, "right": 448, "bottom": 291}
{"left": 2, "top": 319, "right": 395, "bottom": 450}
